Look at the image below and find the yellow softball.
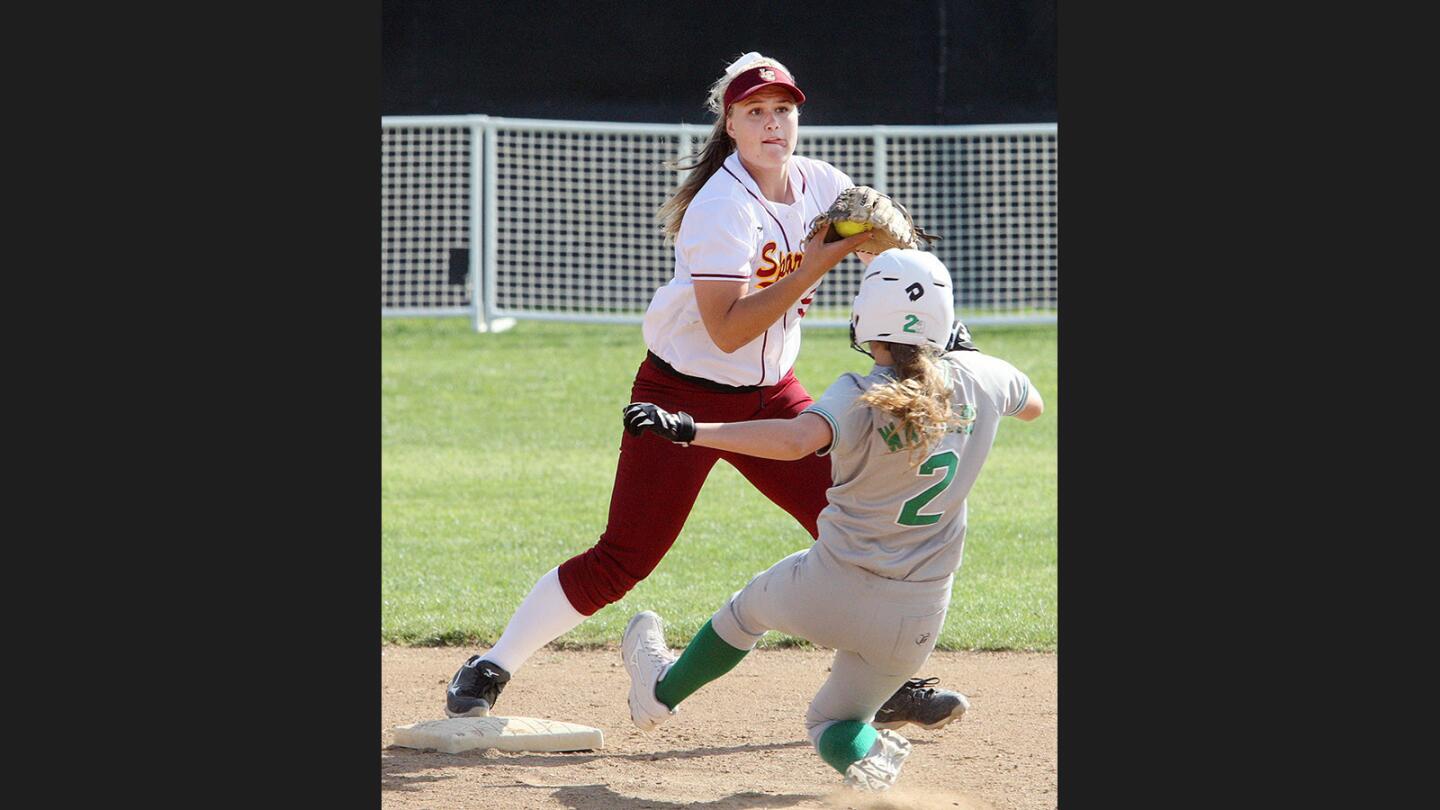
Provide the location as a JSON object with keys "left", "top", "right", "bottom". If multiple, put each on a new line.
{"left": 834, "top": 220, "right": 873, "bottom": 237}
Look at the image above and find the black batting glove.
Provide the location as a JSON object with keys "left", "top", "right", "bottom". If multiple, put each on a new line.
{"left": 623, "top": 402, "right": 697, "bottom": 445}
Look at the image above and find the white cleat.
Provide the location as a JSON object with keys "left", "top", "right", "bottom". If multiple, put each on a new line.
{"left": 622, "top": 610, "right": 678, "bottom": 732}
{"left": 843, "top": 729, "right": 912, "bottom": 791}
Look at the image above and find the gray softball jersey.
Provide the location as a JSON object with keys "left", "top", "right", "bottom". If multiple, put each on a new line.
{"left": 801, "top": 351, "right": 1031, "bottom": 582}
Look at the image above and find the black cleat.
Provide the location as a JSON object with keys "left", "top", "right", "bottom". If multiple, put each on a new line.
{"left": 445, "top": 656, "right": 511, "bottom": 718}
{"left": 873, "top": 677, "right": 969, "bottom": 731}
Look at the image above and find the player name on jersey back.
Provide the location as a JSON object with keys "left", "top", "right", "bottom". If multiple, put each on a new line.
{"left": 803, "top": 352, "right": 1033, "bottom": 582}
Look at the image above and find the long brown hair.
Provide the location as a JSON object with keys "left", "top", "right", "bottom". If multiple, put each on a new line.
{"left": 656, "top": 54, "right": 796, "bottom": 241}
{"left": 859, "top": 342, "right": 973, "bottom": 464}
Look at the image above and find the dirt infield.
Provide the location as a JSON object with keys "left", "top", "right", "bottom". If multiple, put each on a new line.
{"left": 382, "top": 645, "right": 1055, "bottom": 809}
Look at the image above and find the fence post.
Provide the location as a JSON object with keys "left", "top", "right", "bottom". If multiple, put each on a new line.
{"left": 873, "top": 128, "right": 887, "bottom": 192}
{"left": 482, "top": 116, "right": 502, "bottom": 332}
{"left": 469, "top": 117, "right": 486, "bottom": 331}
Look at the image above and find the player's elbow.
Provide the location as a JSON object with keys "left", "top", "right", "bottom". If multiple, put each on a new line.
{"left": 778, "top": 437, "right": 814, "bottom": 460}
{"left": 714, "top": 335, "right": 744, "bottom": 354}
{"left": 699, "top": 321, "right": 743, "bottom": 353}
{"left": 697, "top": 301, "right": 757, "bottom": 354}
{"left": 781, "top": 414, "right": 832, "bottom": 459}
{"left": 1013, "top": 390, "right": 1045, "bottom": 421}
{"left": 777, "top": 445, "right": 812, "bottom": 461}
{"left": 715, "top": 330, "right": 757, "bottom": 354}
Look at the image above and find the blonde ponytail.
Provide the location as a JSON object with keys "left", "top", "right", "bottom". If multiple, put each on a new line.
{"left": 859, "top": 343, "right": 974, "bottom": 464}
{"left": 657, "top": 117, "right": 733, "bottom": 240}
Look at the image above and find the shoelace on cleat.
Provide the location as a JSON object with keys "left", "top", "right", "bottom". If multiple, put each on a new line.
{"left": 900, "top": 677, "right": 940, "bottom": 702}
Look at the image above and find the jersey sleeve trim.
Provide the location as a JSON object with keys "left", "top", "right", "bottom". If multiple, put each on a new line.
{"left": 1006, "top": 380, "right": 1031, "bottom": 416}
{"left": 691, "top": 273, "right": 750, "bottom": 280}
{"left": 801, "top": 405, "right": 839, "bottom": 457}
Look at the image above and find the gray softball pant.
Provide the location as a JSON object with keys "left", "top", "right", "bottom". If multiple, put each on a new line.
{"left": 709, "top": 541, "right": 954, "bottom": 745}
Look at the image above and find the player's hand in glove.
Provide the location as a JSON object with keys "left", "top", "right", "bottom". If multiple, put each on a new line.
{"left": 623, "top": 402, "right": 697, "bottom": 446}
{"left": 799, "top": 227, "right": 879, "bottom": 277}
{"left": 804, "top": 186, "right": 939, "bottom": 256}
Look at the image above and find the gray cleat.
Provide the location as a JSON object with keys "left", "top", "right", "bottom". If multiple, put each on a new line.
{"left": 872, "top": 677, "right": 969, "bottom": 731}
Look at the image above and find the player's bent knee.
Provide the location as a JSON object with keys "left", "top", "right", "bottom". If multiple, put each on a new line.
{"left": 815, "top": 720, "right": 878, "bottom": 774}
{"left": 557, "top": 551, "right": 652, "bottom": 615}
{"left": 710, "top": 597, "right": 765, "bottom": 650}
{"left": 805, "top": 715, "right": 833, "bottom": 748}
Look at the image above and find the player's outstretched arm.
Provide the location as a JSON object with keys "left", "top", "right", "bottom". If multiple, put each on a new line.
{"left": 623, "top": 403, "right": 832, "bottom": 460}
{"left": 693, "top": 229, "right": 874, "bottom": 354}
{"left": 691, "top": 412, "right": 832, "bottom": 460}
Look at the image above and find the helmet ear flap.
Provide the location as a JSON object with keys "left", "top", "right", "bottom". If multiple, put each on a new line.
{"left": 945, "top": 319, "right": 978, "bottom": 352}
{"left": 850, "top": 315, "right": 874, "bottom": 359}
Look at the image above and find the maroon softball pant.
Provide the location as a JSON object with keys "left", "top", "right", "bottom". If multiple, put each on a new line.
{"left": 556, "top": 355, "right": 834, "bottom": 616}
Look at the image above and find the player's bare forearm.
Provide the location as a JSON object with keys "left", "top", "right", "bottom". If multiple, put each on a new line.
{"left": 705, "top": 272, "right": 825, "bottom": 353}
{"left": 695, "top": 230, "right": 874, "bottom": 353}
{"left": 691, "top": 413, "right": 833, "bottom": 460}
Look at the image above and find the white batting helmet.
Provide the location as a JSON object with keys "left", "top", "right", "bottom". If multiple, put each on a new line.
{"left": 850, "top": 249, "right": 956, "bottom": 352}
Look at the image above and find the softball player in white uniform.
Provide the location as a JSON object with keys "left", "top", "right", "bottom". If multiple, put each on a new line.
{"left": 621, "top": 249, "right": 1045, "bottom": 791}
{"left": 643, "top": 147, "right": 854, "bottom": 386}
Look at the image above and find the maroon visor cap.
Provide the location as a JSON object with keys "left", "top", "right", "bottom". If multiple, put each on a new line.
{"left": 723, "top": 65, "right": 807, "bottom": 108}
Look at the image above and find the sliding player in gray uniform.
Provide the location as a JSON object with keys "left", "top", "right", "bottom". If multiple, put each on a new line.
{"left": 619, "top": 249, "right": 1045, "bottom": 791}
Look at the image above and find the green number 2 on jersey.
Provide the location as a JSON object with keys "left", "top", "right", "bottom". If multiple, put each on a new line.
{"left": 897, "top": 450, "right": 959, "bottom": 526}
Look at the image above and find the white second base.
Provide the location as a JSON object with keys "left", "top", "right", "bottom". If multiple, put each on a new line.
{"left": 391, "top": 716, "right": 604, "bottom": 754}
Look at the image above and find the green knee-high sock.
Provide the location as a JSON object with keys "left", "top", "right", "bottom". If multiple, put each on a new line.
{"left": 653, "top": 619, "right": 749, "bottom": 709}
{"left": 817, "top": 720, "right": 879, "bottom": 774}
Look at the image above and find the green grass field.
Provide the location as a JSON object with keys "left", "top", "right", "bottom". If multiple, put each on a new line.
{"left": 382, "top": 318, "right": 1056, "bottom": 651}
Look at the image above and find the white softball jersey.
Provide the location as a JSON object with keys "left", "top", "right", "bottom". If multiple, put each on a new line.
{"left": 802, "top": 351, "right": 1033, "bottom": 582}
{"left": 642, "top": 151, "right": 853, "bottom": 387}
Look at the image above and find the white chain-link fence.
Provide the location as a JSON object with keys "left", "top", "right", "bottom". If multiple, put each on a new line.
{"left": 382, "top": 115, "right": 1056, "bottom": 330}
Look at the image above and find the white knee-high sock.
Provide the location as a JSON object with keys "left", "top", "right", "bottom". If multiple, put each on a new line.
{"left": 481, "top": 567, "right": 587, "bottom": 675}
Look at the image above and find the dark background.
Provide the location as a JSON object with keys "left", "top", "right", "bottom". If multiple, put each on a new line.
{"left": 382, "top": 0, "right": 1056, "bottom": 125}
{"left": 99, "top": 0, "right": 1267, "bottom": 803}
